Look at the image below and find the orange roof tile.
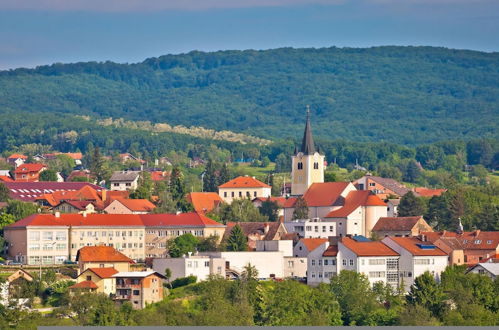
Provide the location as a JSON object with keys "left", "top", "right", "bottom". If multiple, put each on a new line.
{"left": 341, "top": 237, "right": 399, "bottom": 256}
{"left": 413, "top": 187, "right": 447, "bottom": 197}
{"left": 372, "top": 216, "right": 424, "bottom": 232}
{"left": 140, "top": 212, "right": 224, "bottom": 227}
{"left": 8, "top": 213, "right": 145, "bottom": 228}
{"left": 69, "top": 281, "right": 98, "bottom": 289}
{"left": 300, "top": 238, "right": 328, "bottom": 252}
{"left": 253, "top": 196, "right": 287, "bottom": 208}
{"left": 187, "top": 192, "right": 223, "bottom": 213}
{"left": 14, "top": 163, "right": 46, "bottom": 173}
{"left": 387, "top": 237, "right": 447, "bottom": 256}
{"left": 77, "top": 246, "right": 134, "bottom": 263}
{"left": 422, "top": 230, "right": 499, "bottom": 250}
{"left": 87, "top": 267, "right": 119, "bottom": 279}
{"left": 286, "top": 182, "right": 351, "bottom": 207}
{"left": 322, "top": 245, "right": 338, "bottom": 256}
{"left": 218, "top": 176, "right": 270, "bottom": 189}
{"left": 150, "top": 171, "right": 169, "bottom": 181}
{"left": 113, "top": 198, "right": 156, "bottom": 212}
{"left": 325, "top": 191, "right": 386, "bottom": 218}
{"left": 7, "top": 153, "right": 27, "bottom": 160}
{"left": 0, "top": 175, "right": 14, "bottom": 182}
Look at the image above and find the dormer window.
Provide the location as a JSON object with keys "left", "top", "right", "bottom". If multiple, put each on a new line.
{"left": 487, "top": 240, "right": 492, "bottom": 244}
{"left": 474, "top": 240, "right": 481, "bottom": 244}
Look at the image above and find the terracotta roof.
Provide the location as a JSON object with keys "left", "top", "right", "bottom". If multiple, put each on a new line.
{"left": 69, "top": 281, "right": 98, "bottom": 289}
{"left": 341, "top": 237, "right": 399, "bottom": 256}
{"left": 14, "top": 163, "right": 46, "bottom": 173}
{"left": 223, "top": 222, "right": 283, "bottom": 242}
{"left": 77, "top": 246, "right": 134, "bottom": 263}
{"left": 325, "top": 191, "right": 386, "bottom": 218}
{"left": 0, "top": 175, "right": 13, "bottom": 182}
{"left": 422, "top": 231, "right": 499, "bottom": 250}
{"left": 322, "top": 245, "right": 338, "bottom": 256}
{"left": 87, "top": 267, "right": 119, "bottom": 279}
{"left": 7, "top": 153, "right": 27, "bottom": 160}
{"left": 150, "top": 171, "right": 169, "bottom": 181}
{"left": 140, "top": 212, "right": 224, "bottom": 227}
{"left": 299, "top": 238, "right": 328, "bottom": 252}
{"left": 4, "top": 181, "right": 102, "bottom": 202}
{"left": 413, "top": 187, "right": 447, "bottom": 197}
{"left": 187, "top": 192, "right": 223, "bottom": 213}
{"left": 285, "top": 182, "right": 351, "bottom": 207}
{"left": 44, "top": 152, "right": 83, "bottom": 160}
{"left": 372, "top": 216, "right": 424, "bottom": 232}
{"left": 361, "top": 176, "right": 410, "bottom": 196}
{"left": 7, "top": 213, "right": 145, "bottom": 228}
{"left": 218, "top": 176, "right": 270, "bottom": 189}
{"left": 62, "top": 200, "right": 94, "bottom": 210}
{"left": 481, "top": 254, "right": 499, "bottom": 263}
{"left": 112, "top": 198, "right": 156, "bottom": 212}
{"left": 253, "top": 196, "right": 287, "bottom": 208}
{"left": 387, "top": 237, "right": 447, "bottom": 256}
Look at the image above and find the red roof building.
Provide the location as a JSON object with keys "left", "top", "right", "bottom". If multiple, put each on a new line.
{"left": 3, "top": 181, "right": 103, "bottom": 202}
{"left": 340, "top": 236, "right": 399, "bottom": 257}
{"left": 219, "top": 176, "right": 271, "bottom": 189}
{"left": 186, "top": 192, "right": 223, "bottom": 214}
{"left": 14, "top": 163, "right": 47, "bottom": 182}
{"left": 412, "top": 187, "right": 447, "bottom": 197}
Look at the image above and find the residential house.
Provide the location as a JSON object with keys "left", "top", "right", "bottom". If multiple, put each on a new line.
{"left": 422, "top": 236, "right": 465, "bottom": 266}
{"left": 422, "top": 230, "right": 499, "bottom": 265}
{"left": 0, "top": 173, "right": 13, "bottom": 182}
{"left": 353, "top": 175, "right": 410, "bottom": 199}
{"left": 76, "top": 246, "right": 134, "bottom": 274}
{"left": 467, "top": 263, "right": 498, "bottom": 280}
{"left": 0, "top": 269, "right": 34, "bottom": 307}
{"left": 14, "top": 163, "right": 47, "bottom": 182}
{"left": 119, "top": 153, "right": 146, "bottom": 165}
{"left": 153, "top": 254, "right": 225, "bottom": 282}
{"left": 70, "top": 267, "right": 118, "bottom": 295}
{"left": 43, "top": 152, "right": 83, "bottom": 166}
{"left": 386, "top": 199, "right": 400, "bottom": 217}
{"left": 186, "top": 192, "right": 223, "bottom": 214}
{"left": 66, "top": 170, "right": 94, "bottom": 182}
{"left": 109, "top": 171, "right": 141, "bottom": 191}
{"left": 53, "top": 201, "right": 96, "bottom": 214}
{"left": 149, "top": 170, "right": 169, "bottom": 182}
{"left": 293, "top": 238, "right": 328, "bottom": 258}
{"left": 104, "top": 199, "right": 156, "bottom": 214}
{"left": 382, "top": 236, "right": 448, "bottom": 292}
{"left": 222, "top": 222, "right": 288, "bottom": 250}
{"left": 412, "top": 187, "right": 447, "bottom": 198}
{"left": 7, "top": 154, "right": 27, "bottom": 168}
{"left": 113, "top": 271, "right": 164, "bottom": 309}
{"left": 371, "top": 216, "right": 433, "bottom": 238}
{"left": 141, "top": 212, "right": 226, "bottom": 258}
{"left": 304, "top": 239, "right": 332, "bottom": 286}
{"left": 218, "top": 176, "right": 271, "bottom": 204}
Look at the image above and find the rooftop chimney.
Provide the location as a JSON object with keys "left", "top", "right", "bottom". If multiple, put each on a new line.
{"left": 101, "top": 189, "right": 107, "bottom": 202}
{"left": 55, "top": 211, "right": 60, "bottom": 218}
{"left": 264, "top": 223, "right": 270, "bottom": 234}
{"left": 82, "top": 211, "right": 87, "bottom": 218}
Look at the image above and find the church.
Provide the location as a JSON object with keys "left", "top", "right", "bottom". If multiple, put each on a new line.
{"left": 283, "top": 109, "right": 388, "bottom": 239}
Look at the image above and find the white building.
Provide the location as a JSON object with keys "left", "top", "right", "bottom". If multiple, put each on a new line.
{"left": 293, "top": 238, "right": 329, "bottom": 258}
{"left": 467, "top": 263, "right": 499, "bottom": 280}
{"left": 382, "top": 236, "right": 449, "bottom": 292}
{"left": 152, "top": 254, "right": 225, "bottom": 282}
{"left": 284, "top": 218, "right": 338, "bottom": 239}
{"left": 218, "top": 176, "right": 271, "bottom": 204}
{"left": 109, "top": 171, "right": 140, "bottom": 191}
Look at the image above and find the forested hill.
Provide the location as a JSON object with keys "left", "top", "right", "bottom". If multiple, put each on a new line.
{"left": 1, "top": 46, "right": 498, "bottom": 145}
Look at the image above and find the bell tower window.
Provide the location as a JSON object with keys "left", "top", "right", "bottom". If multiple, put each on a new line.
{"left": 297, "top": 162, "right": 303, "bottom": 170}
{"left": 313, "top": 162, "right": 319, "bottom": 169}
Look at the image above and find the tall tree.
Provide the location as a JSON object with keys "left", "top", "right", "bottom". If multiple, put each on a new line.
{"left": 226, "top": 224, "right": 247, "bottom": 251}
{"left": 292, "top": 196, "right": 309, "bottom": 220}
{"left": 89, "top": 146, "right": 106, "bottom": 183}
{"left": 259, "top": 198, "right": 279, "bottom": 222}
{"left": 168, "top": 233, "right": 199, "bottom": 258}
{"left": 39, "top": 169, "right": 58, "bottom": 182}
{"left": 398, "top": 191, "right": 426, "bottom": 217}
{"left": 407, "top": 271, "right": 446, "bottom": 318}
{"left": 218, "top": 163, "right": 230, "bottom": 187}
{"left": 203, "top": 159, "right": 218, "bottom": 192}
{"left": 0, "top": 182, "right": 10, "bottom": 202}
{"left": 169, "top": 166, "right": 186, "bottom": 201}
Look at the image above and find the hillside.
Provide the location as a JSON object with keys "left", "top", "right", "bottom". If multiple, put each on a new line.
{"left": 1, "top": 46, "right": 498, "bottom": 145}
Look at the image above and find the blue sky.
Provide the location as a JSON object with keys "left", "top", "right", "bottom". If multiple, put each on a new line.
{"left": 0, "top": 0, "right": 498, "bottom": 69}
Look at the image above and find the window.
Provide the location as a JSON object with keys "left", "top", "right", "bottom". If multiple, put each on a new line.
{"left": 318, "top": 260, "right": 322, "bottom": 266}
{"left": 231, "top": 192, "right": 234, "bottom": 197}
{"left": 324, "top": 259, "right": 328, "bottom": 266}
{"left": 55, "top": 231, "right": 66, "bottom": 241}
{"left": 414, "top": 259, "right": 431, "bottom": 265}
{"left": 332, "top": 259, "right": 336, "bottom": 265}
{"left": 56, "top": 243, "right": 66, "bottom": 251}
{"left": 311, "top": 272, "right": 315, "bottom": 278}
{"left": 55, "top": 256, "right": 66, "bottom": 264}
{"left": 28, "top": 256, "right": 41, "bottom": 265}
{"left": 314, "top": 226, "right": 318, "bottom": 233}
{"left": 298, "top": 162, "right": 303, "bottom": 170}
{"left": 306, "top": 226, "right": 312, "bottom": 231}
{"left": 318, "top": 272, "right": 323, "bottom": 278}
{"left": 349, "top": 259, "right": 354, "bottom": 266}
{"left": 329, "top": 226, "right": 334, "bottom": 232}
{"left": 101, "top": 231, "right": 106, "bottom": 237}
{"left": 369, "top": 182, "right": 376, "bottom": 187}
{"left": 246, "top": 191, "right": 250, "bottom": 197}
{"left": 313, "top": 162, "right": 319, "bottom": 169}
{"left": 131, "top": 279, "right": 140, "bottom": 285}
{"left": 29, "top": 231, "right": 40, "bottom": 241}
{"left": 129, "top": 231, "right": 133, "bottom": 237}
{"left": 322, "top": 226, "right": 326, "bottom": 232}
{"left": 254, "top": 191, "right": 257, "bottom": 197}
{"left": 224, "top": 192, "right": 227, "bottom": 197}
{"left": 387, "top": 258, "right": 398, "bottom": 270}
{"left": 43, "top": 243, "right": 54, "bottom": 251}
{"left": 86, "top": 276, "right": 92, "bottom": 281}
{"left": 369, "top": 259, "right": 386, "bottom": 265}
{"left": 113, "top": 183, "right": 119, "bottom": 187}
{"left": 125, "top": 183, "right": 131, "bottom": 187}
{"left": 342, "top": 259, "right": 346, "bottom": 266}
{"left": 474, "top": 240, "right": 482, "bottom": 244}
{"left": 288, "top": 260, "right": 294, "bottom": 267}
{"left": 239, "top": 191, "right": 242, "bottom": 197}
{"left": 28, "top": 244, "right": 39, "bottom": 251}
{"left": 42, "top": 232, "right": 53, "bottom": 240}
{"left": 311, "top": 260, "right": 315, "bottom": 266}
{"left": 369, "top": 271, "right": 385, "bottom": 278}
{"left": 205, "top": 261, "right": 210, "bottom": 267}
{"left": 187, "top": 261, "right": 192, "bottom": 268}
{"left": 133, "top": 290, "right": 140, "bottom": 295}
{"left": 42, "top": 256, "right": 53, "bottom": 265}
{"left": 487, "top": 240, "right": 492, "bottom": 244}
{"left": 387, "top": 273, "right": 399, "bottom": 283}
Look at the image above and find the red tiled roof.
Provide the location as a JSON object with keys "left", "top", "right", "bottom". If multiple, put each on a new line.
{"left": 253, "top": 196, "right": 287, "bottom": 208}
{"left": 44, "top": 152, "right": 83, "bottom": 160}
{"left": 341, "top": 237, "right": 399, "bottom": 256}
{"left": 0, "top": 175, "right": 13, "bottom": 182}
{"left": 77, "top": 246, "right": 134, "bottom": 263}
{"left": 387, "top": 237, "right": 447, "bottom": 256}
{"left": 413, "top": 187, "right": 447, "bottom": 197}
{"left": 14, "top": 163, "right": 46, "bottom": 174}
{"left": 87, "top": 267, "right": 119, "bottom": 279}
{"left": 325, "top": 191, "right": 386, "bottom": 218}
{"left": 285, "top": 182, "right": 351, "bottom": 208}
{"left": 422, "top": 230, "right": 499, "bottom": 250}
{"left": 150, "top": 171, "right": 169, "bottom": 181}
{"left": 113, "top": 198, "right": 156, "bottom": 212}
{"left": 7, "top": 213, "right": 145, "bottom": 228}
{"left": 63, "top": 200, "right": 94, "bottom": 210}
{"left": 300, "top": 238, "right": 328, "bottom": 252}
{"left": 224, "top": 222, "right": 282, "bottom": 241}
{"left": 372, "top": 216, "right": 424, "bottom": 232}
{"left": 219, "top": 176, "right": 271, "bottom": 189}
{"left": 4, "top": 181, "right": 101, "bottom": 202}
{"left": 322, "top": 245, "right": 338, "bottom": 257}
{"left": 140, "top": 212, "right": 224, "bottom": 227}
{"left": 187, "top": 192, "right": 223, "bottom": 213}
{"left": 69, "top": 281, "right": 98, "bottom": 289}
{"left": 7, "top": 154, "right": 27, "bottom": 160}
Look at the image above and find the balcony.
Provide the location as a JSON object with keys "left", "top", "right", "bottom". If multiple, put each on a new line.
{"left": 114, "top": 294, "right": 131, "bottom": 300}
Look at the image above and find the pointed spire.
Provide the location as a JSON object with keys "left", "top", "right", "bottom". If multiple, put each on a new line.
{"left": 300, "top": 105, "right": 316, "bottom": 155}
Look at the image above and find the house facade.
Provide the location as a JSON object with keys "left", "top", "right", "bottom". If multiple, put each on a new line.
{"left": 109, "top": 171, "right": 141, "bottom": 191}
{"left": 113, "top": 271, "right": 164, "bottom": 310}
{"left": 218, "top": 176, "right": 271, "bottom": 204}
{"left": 371, "top": 216, "right": 433, "bottom": 238}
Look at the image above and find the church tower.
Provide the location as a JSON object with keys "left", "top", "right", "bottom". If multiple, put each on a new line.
{"left": 291, "top": 107, "right": 325, "bottom": 196}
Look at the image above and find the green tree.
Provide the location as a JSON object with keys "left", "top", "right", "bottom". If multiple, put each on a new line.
{"left": 292, "top": 196, "right": 308, "bottom": 220}
{"left": 324, "top": 172, "right": 337, "bottom": 182}
{"left": 0, "top": 182, "right": 11, "bottom": 202}
{"left": 5, "top": 200, "right": 38, "bottom": 221}
{"left": 225, "top": 224, "right": 247, "bottom": 251}
{"left": 217, "top": 199, "right": 268, "bottom": 223}
{"left": 39, "top": 169, "right": 58, "bottom": 182}
{"left": 274, "top": 153, "right": 290, "bottom": 173}
{"left": 403, "top": 160, "right": 421, "bottom": 183}
{"left": 164, "top": 268, "right": 172, "bottom": 289}
{"left": 218, "top": 163, "right": 231, "bottom": 186}
{"left": 0, "top": 212, "right": 15, "bottom": 230}
{"left": 258, "top": 198, "right": 279, "bottom": 222}
{"left": 398, "top": 304, "right": 440, "bottom": 326}
{"left": 398, "top": 191, "right": 426, "bottom": 217}
{"left": 89, "top": 146, "right": 106, "bottom": 183}
{"left": 169, "top": 233, "right": 199, "bottom": 258}
{"left": 203, "top": 159, "right": 218, "bottom": 192}
{"left": 197, "top": 235, "right": 220, "bottom": 252}
{"left": 407, "top": 271, "right": 446, "bottom": 318}
{"left": 130, "top": 172, "right": 153, "bottom": 200}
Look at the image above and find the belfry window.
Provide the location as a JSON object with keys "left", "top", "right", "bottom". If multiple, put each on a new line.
{"left": 298, "top": 162, "right": 303, "bottom": 170}
{"left": 313, "top": 162, "right": 319, "bottom": 169}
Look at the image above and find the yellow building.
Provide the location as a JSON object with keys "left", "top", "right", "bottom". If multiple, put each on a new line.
{"left": 291, "top": 109, "right": 325, "bottom": 196}
{"left": 71, "top": 267, "right": 118, "bottom": 295}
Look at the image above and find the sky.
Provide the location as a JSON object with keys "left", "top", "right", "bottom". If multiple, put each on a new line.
{"left": 0, "top": 0, "right": 498, "bottom": 69}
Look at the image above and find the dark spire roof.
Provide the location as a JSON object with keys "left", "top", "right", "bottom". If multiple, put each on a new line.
{"left": 300, "top": 106, "right": 316, "bottom": 155}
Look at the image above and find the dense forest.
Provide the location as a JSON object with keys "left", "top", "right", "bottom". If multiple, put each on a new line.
{"left": 1, "top": 46, "right": 498, "bottom": 145}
